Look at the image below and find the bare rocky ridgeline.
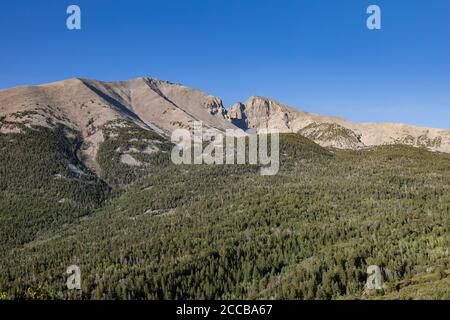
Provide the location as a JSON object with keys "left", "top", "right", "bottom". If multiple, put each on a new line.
{"left": 229, "top": 96, "right": 450, "bottom": 152}
{"left": 1, "top": 76, "right": 449, "bottom": 158}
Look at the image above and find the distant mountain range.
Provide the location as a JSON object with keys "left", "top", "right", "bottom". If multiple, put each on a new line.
{"left": 1, "top": 77, "right": 449, "bottom": 172}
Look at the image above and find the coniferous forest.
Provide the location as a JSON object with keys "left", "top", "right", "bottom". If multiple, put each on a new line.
{"left": 0, "top": 122, "right": 449, "bottom": 300}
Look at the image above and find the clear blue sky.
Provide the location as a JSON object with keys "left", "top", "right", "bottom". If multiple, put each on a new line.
{"left": 1, "top": 0, "right": 449, "bottom": 129}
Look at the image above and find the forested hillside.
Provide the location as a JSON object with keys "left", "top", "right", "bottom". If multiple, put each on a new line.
{"left": 0, "top": 122, "right": 109, "bottom": 249}
{"left": 0, "top": 124, "right": 448, "bottom": 300}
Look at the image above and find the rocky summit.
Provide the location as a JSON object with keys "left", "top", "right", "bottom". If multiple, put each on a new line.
{"left": 2, "top": 77, "right": 449, "bottom": 164}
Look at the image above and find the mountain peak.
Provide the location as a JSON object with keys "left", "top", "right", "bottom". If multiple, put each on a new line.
{"left": 1, "top": 76, "right": 449, "bottom": 154}
{"left": 245, "top": 95, "right": 286, "bottom": 107}
{"left": 226, "top": 95, "right": 450, "bottom": 153}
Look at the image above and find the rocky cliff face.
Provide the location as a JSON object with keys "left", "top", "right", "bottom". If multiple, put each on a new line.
{"left": 228, "top": 96, "right": 296, "bottom": 131}
{"left": 227, "top": 96, "right": 450, "bottom": 153}
{"left": 1, "top": 77, "right": 449, "bottom": 158}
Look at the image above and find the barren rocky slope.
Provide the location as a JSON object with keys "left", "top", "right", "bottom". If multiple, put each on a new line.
{"left": 0, "top": 77, "right": 237, "bottom": 171}
{"left": 1, "top": 77, "right": 449, "bottom": 161}
{"left": 228, "top": 96, "right": 450, "bottom": 152}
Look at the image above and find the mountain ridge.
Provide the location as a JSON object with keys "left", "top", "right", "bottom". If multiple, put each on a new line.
{"left": 1, "top": 76, "right": 449, "bottom": 155}
{"left": 1, "top": 77, "right": 450, "bottom": 300}
{"left": 228, "top": 95, "right": 450, "bottom": 152}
